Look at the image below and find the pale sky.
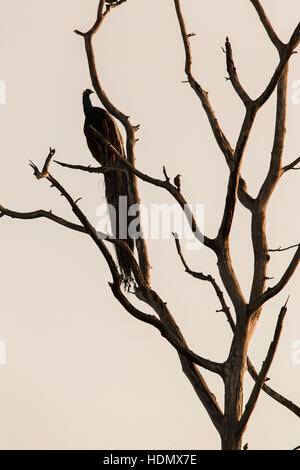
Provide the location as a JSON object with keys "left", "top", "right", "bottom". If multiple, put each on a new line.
{"left": 0, "top": 0, "right": 299, "bottom": 450}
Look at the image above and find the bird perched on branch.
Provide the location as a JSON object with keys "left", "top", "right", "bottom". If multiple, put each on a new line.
{"left": 174, "top": 174, "right": 182, "bottom": 192}
{"left": 82, "top": 88, "right": 134, "bottom": 285}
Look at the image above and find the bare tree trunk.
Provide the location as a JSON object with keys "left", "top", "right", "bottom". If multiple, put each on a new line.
{"left": 221, "top": 434, "right": 243, "bottom": 451}
{"left": 221, "top": 318, "right": 249, "bottom": 450}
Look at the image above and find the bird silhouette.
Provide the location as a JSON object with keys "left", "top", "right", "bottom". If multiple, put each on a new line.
{"left": 82, "top": 89, "right": 134, "bottom": 286}
{"left": 174, "top": 174, "right": 182, "bottom": 192}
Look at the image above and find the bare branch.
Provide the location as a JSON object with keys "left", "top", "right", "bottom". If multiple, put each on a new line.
{"left": 249, "top": 245, "right": 300, "bottom": 313}
{"left": 240, "top": 301, "right": 288, "bottom": 432}
{"left": 174, "top": 0, "right": 234, "bottom": 166}
{"left": 247, "top": 15, "right": 299, "bottom": 324}
{"left": 161, "top": 166, "right": 170, "bottom": 184}
{"left": 217, "top": 107, "right": 256, "bottom": 242}
{"left": 28, "top": 147, "right": 56, "bottom": 180}
{"left": 225, "top": 37, "right": 252, "bottom": 106}
{"left": 74, "top": 0, "right": 127, "bottom": 37}
{"left": 55, "top": 160, "right": 127, "bottom": 176}
{"left": 174, "top": 0, "right": 257, "bottom": 223}
{"left": 238, "top": 177, "right": 255, "bottom": 211}
{"left": 172, "top": 233, "right": 300, "bottom": 419}
{"left": 269, "top": 243, "right": 300, "bottom": 253}
{"left": 42, "top": 147, "right": 56, "bottom": 174}
{"left": 281, "top": 156, "right": 300, "bottom": 174}
{"left": 28, "top": 155, "right": 225, "bottom": 380}
{"left": 198, "top": 265, "right": 300, "bottom": 419}
{"left": 173, "top": 234, "right": 235, "bottom": 331}
{"left": 0, "top": 204, "right": 151, "bottom": 261}
{"left": 64, "top": 1, "right": 233, "bottom": 429}
{"left": 258, "top": 67, "right": 289, "bottom": 207}
{"left": 249, "top": 0, "right": 284, "bottom": 51}
{"left": 183, "top": 255, "right": 300, "bottom": 420}
{"left": 140, "top": 289, "right": 224, "bottom": 431}
{"left": 247, "top": 358, "right": 300, "bottom": 417}
{"left": 30, "top": 154, "right": 147, "bottom": 289}
{"left": 176, "top": 0, "right": 298, "bottom": 247}
{"left": 0, "top": 205, "right": 87, "bottom": 234}
{"left": 249, "top": 66, "right": 289, "bottom": 314}
{"left": 74, "top": 0, "right": 104, "bottom": 36}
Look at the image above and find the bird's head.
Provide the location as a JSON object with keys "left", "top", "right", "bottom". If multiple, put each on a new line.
{"left": 83, "top": 89, "right": 94, "bottom": 96}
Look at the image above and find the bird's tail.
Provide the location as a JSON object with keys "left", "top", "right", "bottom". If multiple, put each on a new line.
{"left": 105, "top": 169, "right": 135, "bottom": 288}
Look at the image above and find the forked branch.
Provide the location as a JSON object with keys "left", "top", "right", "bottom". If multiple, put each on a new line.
{"left": 225, "top": 37, "right": 252, "bottom": 106}
{"left": 249, "top": 245, "right": 300, "bottom": 313}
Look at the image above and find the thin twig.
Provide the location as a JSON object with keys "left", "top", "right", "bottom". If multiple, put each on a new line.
{"left": 163, "top": 165, "right": 170, "bottom": 182}
{"left": 55, "top": 160, "right": 127, "bottom": 175}
{"left": 0, "top": 205, "right": 87, "bottom": 234}
{"left": 173, "top": 233, "right": 235, "bottom": 331}
{"left": 281, "top": 156, "right": 300, "bottom": 174}
{"left": 269, "top": 243, "right": 300, "bottom": 253}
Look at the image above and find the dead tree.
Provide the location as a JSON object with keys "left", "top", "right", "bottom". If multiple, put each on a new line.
{"left": 0, "top": 0, "right": 299, "bottom": 450}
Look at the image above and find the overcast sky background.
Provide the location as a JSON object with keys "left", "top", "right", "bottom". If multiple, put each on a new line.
{"left": 0, "top": 0, "right": 299, "bottom": 450}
